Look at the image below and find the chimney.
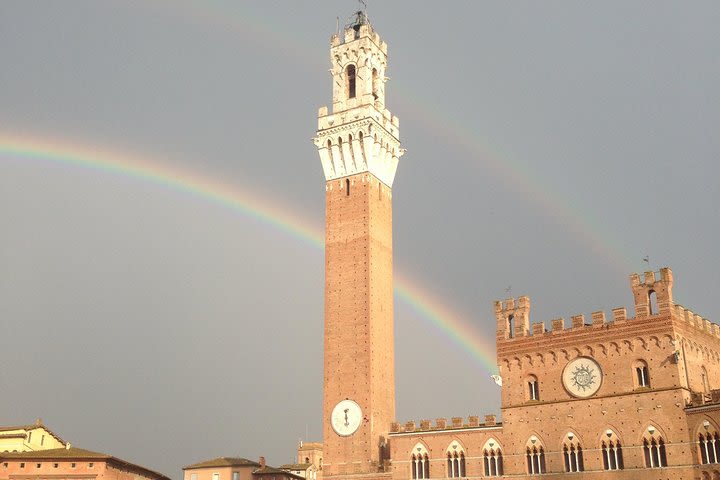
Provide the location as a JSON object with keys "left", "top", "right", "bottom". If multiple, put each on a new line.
{"left": 259, "top": 457, "right": 266, "bottom": 469}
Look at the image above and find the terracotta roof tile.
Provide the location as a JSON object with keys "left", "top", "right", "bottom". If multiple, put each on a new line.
{"left": 253, "top": 466, "right": 304, "bottom": 479}
{"left": 279, "top": 464, "right": 312, "bottom": 470}
{"left": 0, "top": 447, "right": 169, "bottom": 480}
{"left": 183, "top": 457, "right": 260, "bottom": 470}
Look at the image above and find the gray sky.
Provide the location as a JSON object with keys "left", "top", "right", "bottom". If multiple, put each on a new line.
{"left": 1, "top": 1, "right": 719, "bottom": 477}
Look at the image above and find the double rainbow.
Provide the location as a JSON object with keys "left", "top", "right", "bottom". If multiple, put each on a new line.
{"left": 0, "top": 133, "right": 499, "bottom": 375}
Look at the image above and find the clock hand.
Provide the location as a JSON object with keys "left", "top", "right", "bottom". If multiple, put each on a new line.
{"left": 344, "top": 408, "right": 349, "bottom": 427}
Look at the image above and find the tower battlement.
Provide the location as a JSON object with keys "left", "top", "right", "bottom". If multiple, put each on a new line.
{"left": 630, "top": 267, "right": 674, "bottom": 317}
{"left": 315, "top": 11, "right": 402, "bottom": 188}
{"left": 389, "top": 414, "right": 501, "bottom": 434}
{"left": 331, "top": 19, "right": 387, "bottom": 55}
{"left": 496, "top": 268, "right": 719, "bottom": 353}
{"left": 495, "top": 296, "right": 530, "bottom": 339}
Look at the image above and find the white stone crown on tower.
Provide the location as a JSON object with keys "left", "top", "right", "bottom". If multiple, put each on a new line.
{"left": 314, "top": 16, "right": 404, "bottom": 187}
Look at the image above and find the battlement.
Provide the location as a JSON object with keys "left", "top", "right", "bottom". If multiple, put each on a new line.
{"left": 495, "top": 296, "right": 530, "bottom": 339}
{"left": 330, "top": 15, "right": 388, "bottom": 54}
{"left": 673, "top": 304, "right": 719, "bottom": 337}
{"left": 630, "top": 267, "right": 674, "bottom": 317}
{"left": 496, "top": 268, "right": 719, "bottom": 346}
{"left": 389, "top": 414, "right": 500, "bottom": 435}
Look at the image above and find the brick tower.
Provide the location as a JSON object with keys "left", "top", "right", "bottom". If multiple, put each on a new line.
{"left": 314, "top": 10, "right": 403, "bottom": 480}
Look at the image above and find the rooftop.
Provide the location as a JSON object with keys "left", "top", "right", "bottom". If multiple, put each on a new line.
{"left": 254, "top": 466, "right": 305, "bottom": 479}
{"left": 184, "top": 457, "right": 260, "bottom": 470}
{"left": 0, "top": 447, "right": 169, "bottom": 480}
{"left": 279, "top": 463, "right": 313, "bottom": 470}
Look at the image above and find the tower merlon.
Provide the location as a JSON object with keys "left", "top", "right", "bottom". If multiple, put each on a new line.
{"left": 612, "top": 307, "right": 627, "bottom": 322}
{"left": 495, "top": 296, "right": 531, "bottom": 339}
{"left": 591, "top": 310, "right": 607, "bottom": 326}
{"left": 571, "top": 314, "right": 586, "bottom": 328}
{"left": 629, "top": 267, "right": 674, "bottom": 317}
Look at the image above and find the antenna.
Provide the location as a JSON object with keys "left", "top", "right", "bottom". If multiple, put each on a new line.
{"left": 359, "top": 0, "right": 368, "bottom": 11}
{"left": 336, "top": 16, "right": 340, "bottom": 38}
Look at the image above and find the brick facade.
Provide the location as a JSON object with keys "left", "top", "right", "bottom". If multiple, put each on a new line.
{"left": 314, "top": 11, "right": 720, "bottom": 480}
{"left": 0, "top": 447, "right": 168, "bottom": 480}
{"left": 388, "top": 269, "right": 720, "bottom": 479}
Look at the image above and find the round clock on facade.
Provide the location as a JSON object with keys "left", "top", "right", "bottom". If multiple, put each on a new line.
{"left": 562, "top": 357, "right": 603, "bottom": 398}
{"left": 331, "top": 399, "right": 363, "bottom": 436}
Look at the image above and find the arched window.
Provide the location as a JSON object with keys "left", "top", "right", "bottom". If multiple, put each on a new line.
{"left": 601, "top": 430, "right": 624, "bottom": 470}
{"left": 702, "top": 367, "right": 711, "bottom": 394}
{"left": 411, "top": 444, "right": 429, "bottom": 480}
{"left": 649, "top": 290, "right": 658, "bottom": 315}
{"left": 482, "top": 438, "right": 503, "bottom": 477}
{"left": 525, "top": 437, "right": 545, "bottom": 475}
{"left": 346, "top": 65, "right": 356, "bottom": 99}
{"left": 526, "top": 374, "right": 539, "bottom": 401}
{"left": 699, "top": 421, "right": 720, "bottom": 465}
{"left": 562, "top": 432, "right": 584, "bottom": 473}
{"left": 508, "top": 314, "right": 515, "bottom": 339}
{"left": 445, "top": 441, "right": 465, "bottom": 478}
{"left": 372, "top": 68, "right": 379, "bottom": 100}
{"left": 642, "top": 426, "right": 667, "bottom": 468}
{"left": 634, "top": 360, "right": 650, "bottom": 388}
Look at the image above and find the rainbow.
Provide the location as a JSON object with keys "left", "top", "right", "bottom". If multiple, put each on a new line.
{"left": 0, "top": 133, "right": 499, "bottom": 375}
{"left": 151, "top": 1, "right": 637, "bottom": 275}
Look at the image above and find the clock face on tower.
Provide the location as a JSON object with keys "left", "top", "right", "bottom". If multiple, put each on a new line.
{"left": 331, "top": 399, "right": 363, "bottom": 436}
{"left": 562, "top": 357, "right": 603, "bottom": 398}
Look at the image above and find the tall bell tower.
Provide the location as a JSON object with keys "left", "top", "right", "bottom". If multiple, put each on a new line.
{"left": 314, "top": 10, "right": 403, "bottom": 480}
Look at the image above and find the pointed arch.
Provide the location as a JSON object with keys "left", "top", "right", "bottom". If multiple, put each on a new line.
{"left": 702, "top": 366, "right": 711, "bottom": 393}
{"left": 482, "top": 438, "right": 503, "bottom": 477}
{"left": 410, "top": 443, "right": 430, "bottom": 479}
{"left": 445, "top": 440, "right": 465, "bottom": 478}
{"left": 641, "top": 425, "right": 668, "bottom": 468}
{"left": 697, "top": 418, "right": 720, "bottom": 465}
{"left": 561, "top": 430, "right": 584, "bottom": 473}
{"left": 600, "top": 429, "right": 624, "bottom": 471}
{"left": 345, "top": 64, "right": 357, "bottom": 99}
{"left": 371, "top": 68, "right": 379, "bottom": 100}
{"left": 524, "top": 435, "right": 546, "bottom": 475}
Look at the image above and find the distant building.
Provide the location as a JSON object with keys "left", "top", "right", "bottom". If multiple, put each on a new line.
{"left": 0, "top": 420, "right": 66, "bottom": 452}
{"left": 278, "top": 463, "right": 316, "bottom": 480}
{"left": 295, "top": 442, "right": 322, "bottom": 473}
{"left": 184, "top": 457, "right": 303, "bottom": 480}
{"left": 253, "top": 458, "right": 304, "bottom": 480}
{"left": 0, "top": 446, "right": 169, "bottom": 480}
{"left": 183, "top": 457, "right": 259, "bottom": 480}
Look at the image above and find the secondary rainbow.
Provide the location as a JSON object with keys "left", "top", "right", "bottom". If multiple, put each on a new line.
{"left": 0, "top": 133, "right": 499, "bottom": 375}
{"left": 157, "top": 0, "right": 637, "bottom": 274}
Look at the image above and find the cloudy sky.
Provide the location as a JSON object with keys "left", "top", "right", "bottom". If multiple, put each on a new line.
{"left": 1, "top": 1, "right": 719, "bottom": 477}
